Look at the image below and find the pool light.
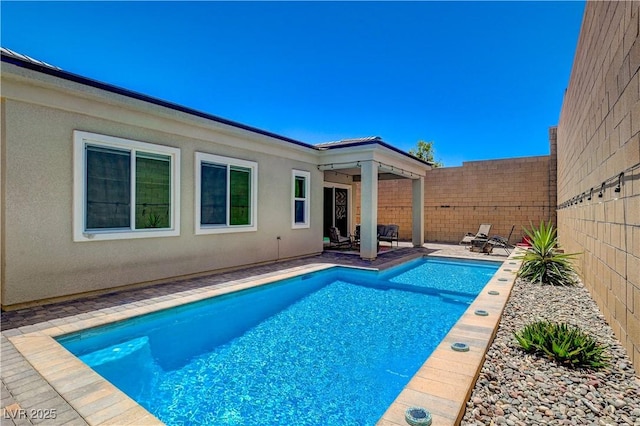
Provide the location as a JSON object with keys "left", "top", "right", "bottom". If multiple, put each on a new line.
{"left": 451, "top": 342, "right": 469, "bottom": 352}
{"left": 405, "top": 407, "right": 432, "bottom": 426}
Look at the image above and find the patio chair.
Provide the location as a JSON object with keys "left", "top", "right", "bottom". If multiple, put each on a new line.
{"left": 328, "top": 226, "right": 352, "bottom": 249}
{"left": 483, "top": 225, "right": 516, "bottom": 255}
{"left": 378, "top": 224, "right": 399, "bottom": 247}
{"left": 460, "top": 224, "right": 491, "bottom": 245}
{"left": 353, "top": 225, "right": 361, "bottom": 246}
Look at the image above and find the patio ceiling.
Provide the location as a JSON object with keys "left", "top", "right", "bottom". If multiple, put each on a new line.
{"left": 316, "top": 136, "right": 429, "bottom": 181}
{"left": 319, "top": 164, "right": 418, "bottom": 181}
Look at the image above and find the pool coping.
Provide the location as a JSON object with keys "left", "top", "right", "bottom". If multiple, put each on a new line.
{"left": 4, "top": 251, "right": 520, "bottom": 425}
{"left": 377, "top": 253, "right": 521, "bottom": 425}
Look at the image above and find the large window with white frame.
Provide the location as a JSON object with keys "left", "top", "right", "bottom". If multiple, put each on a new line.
{"left": 292, "top": 170, "right": 310, "bottom": 228}
{"left": 73, "top": 131, "right": 180, "bottom": 242}
{"left": 195, "top": 152, "right": 258, "bottom": 234}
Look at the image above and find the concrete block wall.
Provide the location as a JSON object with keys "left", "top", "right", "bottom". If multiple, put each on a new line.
{"left": 423, "top": 153, "right": 555, "bottom": 243}
{"left": 353, "top": 179, "right": 415, "bottom": 240}
{"left": 556, "top": 1, "right": 640, "bottom": 372}
{"left": 354, "top": 149, "right": 556, "bottom": 243}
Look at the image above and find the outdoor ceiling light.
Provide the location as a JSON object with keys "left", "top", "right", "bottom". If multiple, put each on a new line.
{"left": 598, "top": 182, "right": 605, "bottom": 198}
{"left": 587, "top": 188, "right": 593, "bottom": 200}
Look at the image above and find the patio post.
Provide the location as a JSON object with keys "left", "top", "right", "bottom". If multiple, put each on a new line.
{"left": 412, "top": 176, "right": 425, "bottom": 247}
{"left": 360, "top": 160, "right": 378, "bottom": 260}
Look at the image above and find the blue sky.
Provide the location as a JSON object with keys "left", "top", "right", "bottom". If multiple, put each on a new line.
{"left": 2, "top": 1, "right": 585, "bottom": 166}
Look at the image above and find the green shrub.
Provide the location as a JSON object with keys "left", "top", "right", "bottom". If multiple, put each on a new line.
{"left": 516, "top": 221, "right": 580, "bottom": 286}
{"left": 513, "top": 320, "right": 609, "bottom": 369}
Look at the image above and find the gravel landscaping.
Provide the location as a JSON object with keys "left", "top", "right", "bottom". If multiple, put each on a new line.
{"left": 461, "top": 278, "right": 640, "bottom": 426}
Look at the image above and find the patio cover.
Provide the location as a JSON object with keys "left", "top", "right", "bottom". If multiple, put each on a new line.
{"left": 317, "top": 137, "right": 431, "bottom": 260}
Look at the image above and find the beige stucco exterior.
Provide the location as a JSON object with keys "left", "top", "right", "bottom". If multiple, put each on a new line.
{"left": 1, "top": 62, "right": 326, "bottom": 307}
{"left": 1, "top": 58, "right": 430, "bottom": 308}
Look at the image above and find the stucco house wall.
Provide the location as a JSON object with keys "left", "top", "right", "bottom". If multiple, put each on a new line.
{"left": 556, "top": 1, "right": 640, "bottom": 371}
{"left": 1, "top": 62, "right": 324, "bottom": 308}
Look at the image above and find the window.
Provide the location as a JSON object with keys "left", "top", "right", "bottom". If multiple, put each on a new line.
{"left": 292, "top": 170, "right": 310, "bottom": 228}
{"left": 73, "top": 131, "right": 180, "bottom": 241}
{"left": 195, "top": 152, "right": 257, "bottom": 234}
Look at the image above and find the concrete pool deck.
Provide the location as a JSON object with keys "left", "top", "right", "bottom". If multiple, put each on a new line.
{"left": 1, "top": 242, "right": 515, "bottom": 425}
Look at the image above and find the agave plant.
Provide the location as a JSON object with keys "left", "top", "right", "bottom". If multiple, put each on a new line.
{"left": 516, "top": 221, "right": 580, "bottom": 286}
{"left": 144, "top": 213, "right": 166, "bottom": 229}
{"left": 514, "top": 320, "right": 609, "bottom": 369}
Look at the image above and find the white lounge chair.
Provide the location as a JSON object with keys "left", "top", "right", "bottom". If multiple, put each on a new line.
{"left": 460, "top": 224, "right": 491, "bottom": 245}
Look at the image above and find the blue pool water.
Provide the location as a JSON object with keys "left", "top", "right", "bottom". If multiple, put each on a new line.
{"left": 58, "top": 257, "right": 499, "bottom": 425}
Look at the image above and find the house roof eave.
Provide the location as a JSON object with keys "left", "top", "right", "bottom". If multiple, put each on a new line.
{"left": 317, "top": 137, "right": 434, "bottom": 168}
{"left": 1, "top": 47, "right": 318, "bottom": 152}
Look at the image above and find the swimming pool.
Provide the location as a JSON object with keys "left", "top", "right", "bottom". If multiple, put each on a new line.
{"left": 58, "top": 257, "right": 500, "bottom": 425}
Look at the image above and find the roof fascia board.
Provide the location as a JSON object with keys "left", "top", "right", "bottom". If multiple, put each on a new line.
{"left": 1, "top": 52, "right": 317, "bottom": 152}
{"left": 2, "top": 63, "right": 321, "bottom": 163}
{"left": 319, "top": 143, "right": 429, "bottom": 177}
{"left": 319, "top": 139, "right": 433, "bottom": 167}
